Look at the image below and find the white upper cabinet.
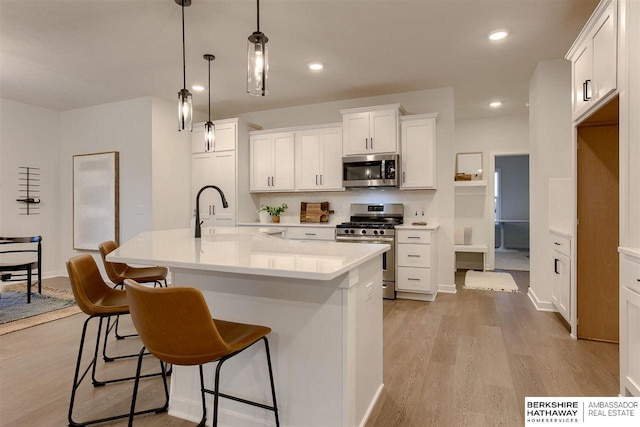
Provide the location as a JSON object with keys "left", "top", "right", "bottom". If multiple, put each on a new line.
{"left": 250, "top": 132, "right": 295, "bottom": 192}
{"left": 400, "top": 114, "right": 437, "bottom": 190}
{"left": 295, "top": 126, "right": 343, "bottom": 191}
{"left": 191, "top": 119, "right": 238, "bottom": 153}
{"left": 341, "top": 104, "right": 405, "bottom": 156}
{"left": 567, "top": 0, "right": 618, "bottom": 121}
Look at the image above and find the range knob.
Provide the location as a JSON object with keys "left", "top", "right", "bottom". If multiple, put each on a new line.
{"left": 373, "top": 230, "right": 379, "bottom": 235}
{"left": 379, "top": 230, "right": 385, "bottom": 235}
{"left": 361, "top": 230, "right": 367, "bottom": 234}
{"left": 350, "top": 229, "right": 355, "bottom": 234}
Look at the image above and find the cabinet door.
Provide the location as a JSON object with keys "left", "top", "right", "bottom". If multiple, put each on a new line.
{"left": 397, "top": 267, "right": 433, "bottom": 293}
{"left": 191, "top": 153, "right": 215, "bottom": 227}
{"left": 272, "top": 133, "right": 295, "bottom": 190}
{"left": 212, "top": 152, "right": 236, "bottom": 227}
{"left": 552, "top": 252, "right": 570, "bottom": 322}
{"left": 573, "top": 42, "right": 593, "bottom": 118}
{"left": 591, "top": 0, "right": 617, "bottom": 101}
{"left": 319, "top": 127, "right": 343, "bottom": 190}
{"left": 620, "top": 286, "right": 640, "bottom": 396}
{"left": 295, "top": 131, "right": 321, "bottom": 190}
{"left": 343, "top": 112, "right": 370, "bottom": 155}
{"left": 250, "top": 135, "right": 273, "bottom": 191}
{"left": 191, "top": 123, "right": 207, "bottom": 153}
{"left": 401, "top": 118, "right": 436, "bottom": 189}
{"left": 213, "top": 121, "right": 237, "bottom": 152}
{"left": 369, "top": 109, "right": 398, "bottom": 154}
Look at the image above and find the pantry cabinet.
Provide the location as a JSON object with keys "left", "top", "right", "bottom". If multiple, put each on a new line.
{"left": 400, "top": 114, "right": 437, "bottom": 189}
{"left": 341, "top": 104, "right": 405, "bottom": 156}
{"left": 191, "top": 119, "right": 237, "bottom": 154}
{"left": 567, "top": 0, "right": 618, "bottom": 120}
{"left": 396, "top": 228, "right": 438, "bottom": 295}
{"left": 191, "top": 151, "right": 236, "bottom": 227}
{"left": 295, "top": 125, "right": 343, "bottom": 191}
{"left": 250, "top": 132, "right": 295, "bottom": 192}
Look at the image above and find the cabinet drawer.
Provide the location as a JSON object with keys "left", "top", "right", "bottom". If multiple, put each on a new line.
{"left": 397, "top": 267, "right": 433, "bottom": 293}
{"left": 621, "top": 255, "right": 640, "bottom": 296}
{"left": 397, "top": 244, "right": 431, "bottom": 267}
{"left": 286, "top": 227, "right": 335, "bottom": 241}
{"left": 397, "top": 229, "right": 432, "bottom": 244}
{"left": 550, "top": 234, "right": 571, "bottom": 257}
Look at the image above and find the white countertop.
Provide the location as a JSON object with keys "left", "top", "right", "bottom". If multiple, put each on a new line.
{"left": 619, "top": 246, "right": 640, "bottom": 261}
{"left": 549, "top": 228, "right": 573, "bottom": 239}
{"left": 237, "top": 221, "right": 341, "bottom": 228}
{"left": 395, "top": 223, "right": 439, "bottom": 230}
{"left": 107, "top": 228, "right": 389, "bottom": 281}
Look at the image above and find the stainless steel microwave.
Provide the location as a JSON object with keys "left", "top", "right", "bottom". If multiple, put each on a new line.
{"left": 342, "top": 154, "right": 399, "bottom": 188}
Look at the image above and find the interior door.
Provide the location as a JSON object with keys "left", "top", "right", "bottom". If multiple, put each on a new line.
{"left": 576, "top": 123, "right": 619, "bottom": 342}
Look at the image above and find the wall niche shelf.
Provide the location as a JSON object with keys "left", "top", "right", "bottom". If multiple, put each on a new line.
{"left": 454, "top": 180, "right": 487, "bottom": 187}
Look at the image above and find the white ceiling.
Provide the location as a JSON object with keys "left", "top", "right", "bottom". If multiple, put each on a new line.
{"left": 0, "top": 0, "right": 599, "bottom": 121}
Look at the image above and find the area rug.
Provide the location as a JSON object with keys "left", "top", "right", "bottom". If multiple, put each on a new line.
{"left": 0, "top": 284, "right": 81, "bottom": 335}
{"left": 464, "top": 270, "right": 519, "bottom": 292}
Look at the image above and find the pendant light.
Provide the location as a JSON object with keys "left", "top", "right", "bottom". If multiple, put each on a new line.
{"left": 203, "top": 54, "right": 216, "bottom": 151}
{"left": 247, "top": 0, "right": 269, "bottom": 96}
{"left": 176, "top": 0, "right": 192, "bottom": 131}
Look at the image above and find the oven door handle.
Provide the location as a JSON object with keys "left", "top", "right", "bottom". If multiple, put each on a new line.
{"left": 335, "top": 237, "right": 394, "bottom": 244}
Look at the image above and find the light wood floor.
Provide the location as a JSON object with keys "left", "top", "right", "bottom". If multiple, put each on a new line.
{"left": 0, "top": 272, "right": 618, "bottom": 426}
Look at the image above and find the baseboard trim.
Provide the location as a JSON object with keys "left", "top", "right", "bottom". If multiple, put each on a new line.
{"left": 359, "top": 383, "right": 384, "bottom": 427}
{"left": 396, "top": 291, "right": 436, "bottom": 301}
{"left": 438, "top": 283, "right": 457, "bottom": 294}
{"left": 527, "top": 288, "right": 557, "bottom": 312}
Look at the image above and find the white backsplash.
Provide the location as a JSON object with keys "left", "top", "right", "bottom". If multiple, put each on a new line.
{"left": 256, "top": 189, "right": 437, "bottom": 225}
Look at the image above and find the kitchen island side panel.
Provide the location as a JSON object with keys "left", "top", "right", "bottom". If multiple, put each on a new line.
{"left": 167, "top": 256, "right": 383, "bottom": 427}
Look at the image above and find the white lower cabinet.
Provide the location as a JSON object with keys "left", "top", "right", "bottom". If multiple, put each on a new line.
{"left": 396, "top": 228, "right": 437, "bottom": 294}
{"left": 550, "top": 231, "right": 571, "bottom": 323}
{"left": 620, "top": 252, "right": 640, "bottom": 396}
{"left": 285, "top": 227, "right": 335, "bottom": 241}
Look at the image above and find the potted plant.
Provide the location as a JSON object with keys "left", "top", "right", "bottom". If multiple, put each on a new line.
{"left": 260, "top": 203, "right": 288, "bottom": 223}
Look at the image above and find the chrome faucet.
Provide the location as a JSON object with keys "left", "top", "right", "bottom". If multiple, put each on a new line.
{"left": 195, "top": 185, "right": 229, "bottom": 238}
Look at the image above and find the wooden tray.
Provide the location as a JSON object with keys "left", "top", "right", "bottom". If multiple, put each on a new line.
{"left": 300, "top": 202, "right": 333, "bottom": 223}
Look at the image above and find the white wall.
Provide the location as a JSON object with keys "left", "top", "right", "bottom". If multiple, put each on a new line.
{"left": 151, "top": 97, "right": 191, "bottom": 230}
{"left": 0, "top": 99, "right": 62, "bottom": 276}
{"left": 454, "top": 114, "right": 529, "bottom": 268}
{"left": 241, "top": 87, "right": 456, "bottom": 291}
{"left": 59, "top": 97, "right": 154, "bottom": 269}
{"left": 529, "top": 59, "right": 573, "bottom": 310}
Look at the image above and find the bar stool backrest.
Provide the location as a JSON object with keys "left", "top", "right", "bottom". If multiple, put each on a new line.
{"left": 124, "top": 279, "right": 231, "bottom": 366}
{"left": 98, "top": 240, "right": 128, "bottom": 284}
{"left": 66, "top": 254, "right": 118, "bottom": 316}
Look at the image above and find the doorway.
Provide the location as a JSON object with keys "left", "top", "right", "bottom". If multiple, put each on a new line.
{"left": 576, "top": 96, "right": 619, "bottom": 342}
{"left": 491, "top": 154, "right": 530, "bottom": 272}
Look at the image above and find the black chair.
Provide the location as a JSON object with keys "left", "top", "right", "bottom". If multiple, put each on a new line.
{"left": 0, "top": 236, "right": 42, "bottom": 303}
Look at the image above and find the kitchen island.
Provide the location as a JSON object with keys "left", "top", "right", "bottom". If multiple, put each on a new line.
{"left": 108, "top": 228, "right": 388, "bottom": 427}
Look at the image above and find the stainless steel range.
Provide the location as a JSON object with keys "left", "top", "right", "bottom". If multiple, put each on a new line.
{"left": 336, "top": 203, "right": 403, "bottom": 299}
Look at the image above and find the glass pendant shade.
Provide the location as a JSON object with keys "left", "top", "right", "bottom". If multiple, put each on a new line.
{"left": 247, "top": 34, "right": 268, "bottom": 96}
{"left": 178, "top": 88, "right": 193, "bottom": 131}
{"left": 204, "top": 121, "right": 215, "bottom": 151}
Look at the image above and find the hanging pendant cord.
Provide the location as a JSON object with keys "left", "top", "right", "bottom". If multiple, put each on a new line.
{"left": 208, "top": 60, "right": 211, "bottom": 121}
{"left": 182, "top": 0, "right": 186, "bottom": 89}
{"left": 256, "top": 0, "right": 260, "bottom": 32}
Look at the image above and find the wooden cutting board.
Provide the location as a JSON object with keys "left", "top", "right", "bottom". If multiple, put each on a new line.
{"left": 300, "top": 202, "right": 332, "bottom": 223}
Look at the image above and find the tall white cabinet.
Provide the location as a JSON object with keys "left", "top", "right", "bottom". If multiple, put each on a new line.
{"left": 400, "top": 114, "right": 437, "bottom": 189}
{"left": 191, "top": 118, "right": 260, "bottom": 227}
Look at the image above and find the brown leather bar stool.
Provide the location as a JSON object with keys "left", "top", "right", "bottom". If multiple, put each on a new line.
{"left": 124, "top": 279, "right": 280, "bottom": 427}
{"left": 66, "top": 255, "right": 169, "bottom": 427}
{"left": 99, "top": 240, "right": 168, "bottom": 341}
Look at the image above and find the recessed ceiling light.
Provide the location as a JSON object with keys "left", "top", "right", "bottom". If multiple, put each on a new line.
{"left": 488, "top": 30, "right": 508, "bottom": 41}
{"left": 192, "top": 85, "right": 205, "bottom": 92}
{"left": 308, "top": 62, "right": 324, "bottom": 71}
{"left": 490, "top": 101, "right": 502, "bottom": 108}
